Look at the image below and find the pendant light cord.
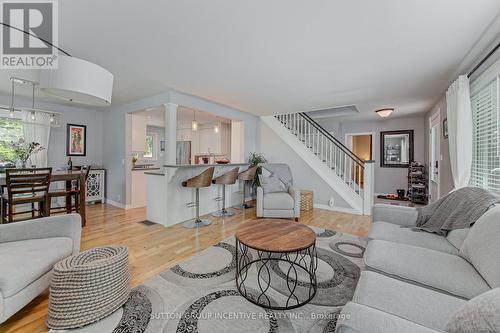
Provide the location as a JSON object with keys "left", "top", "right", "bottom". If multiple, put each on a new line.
{"left": 0, "top": 22, "right": 72, "bottom": 57}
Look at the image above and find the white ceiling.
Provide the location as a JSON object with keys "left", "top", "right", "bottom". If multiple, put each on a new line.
{"left": 0, "top": 0, "right": 499, "bottom": 118}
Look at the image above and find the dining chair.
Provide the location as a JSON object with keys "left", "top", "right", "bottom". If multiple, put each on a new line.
{"left": 49, "top": 165, "right": 91, "bottom": 215}
{"left": 1, "top": 168, "right": 52, "bottom": 223}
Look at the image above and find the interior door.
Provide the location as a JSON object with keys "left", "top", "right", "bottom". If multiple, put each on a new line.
{"left": 429, "top": 112, "right": 440, "bottom": 202}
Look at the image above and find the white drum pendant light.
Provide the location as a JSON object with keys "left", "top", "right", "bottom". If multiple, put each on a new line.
{"left": 40, "top": 55, "right": 113, "bottom": 106}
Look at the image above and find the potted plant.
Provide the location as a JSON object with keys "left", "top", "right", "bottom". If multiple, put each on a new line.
{"left": 131, "top": 153, "right": 139, "bottom": 168}
{"left": 9, "top": 139, "right": 45, "bottom": 168}
{"left": 248, "top": 152, "right": 266, "bottom": 187}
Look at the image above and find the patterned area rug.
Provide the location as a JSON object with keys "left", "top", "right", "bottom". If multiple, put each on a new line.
{"left": 63, "top": 226, "right": 366, "bottom": 333}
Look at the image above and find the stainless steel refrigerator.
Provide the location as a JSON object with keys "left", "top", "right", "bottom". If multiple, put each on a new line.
{"left": 176, "top": 141, "right": 191, "bottom": 165}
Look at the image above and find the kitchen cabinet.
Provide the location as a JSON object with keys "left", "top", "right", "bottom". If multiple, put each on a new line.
{"left": 131, "top": 170, "right": 147, "bottom": 208}
{"left": 131, "top": 114, "right": 147, "bottom": 152}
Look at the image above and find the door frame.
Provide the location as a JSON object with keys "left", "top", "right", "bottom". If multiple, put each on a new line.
{"left": 344, "top": 132, "right": 375, "bottom": 161}
{"left": 429, "top": 110, "right": 440, "bottom": 201}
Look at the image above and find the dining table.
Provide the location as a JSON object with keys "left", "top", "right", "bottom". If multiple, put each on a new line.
{"left": 0, "top": 170, "right": 87, "bottom": 226}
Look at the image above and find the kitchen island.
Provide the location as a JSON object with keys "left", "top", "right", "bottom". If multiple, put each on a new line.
{"left": 146, "top": 163, "right": 249, "bottom": 227}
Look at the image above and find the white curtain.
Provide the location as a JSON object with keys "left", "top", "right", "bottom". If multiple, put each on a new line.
{"left": 446, "top": 75, "right": 473, "bottom": 189}
{"left": 22, "top": 112, "right": 51, "bottom": 167}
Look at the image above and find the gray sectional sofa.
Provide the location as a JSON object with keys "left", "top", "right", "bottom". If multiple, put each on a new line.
{"left": 336, "top": 203, "right": 500, "bottom": 333}
{"left": 0, "top": 214, "right": 81, "bottom": 323}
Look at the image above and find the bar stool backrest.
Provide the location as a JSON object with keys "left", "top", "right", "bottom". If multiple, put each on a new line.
{"left": 184, "top": 167, "right": 215, "bottom": 188}
{"left": 238, "top": 165, "right": 258, "bottom": 181}
{"left": 6, "top": 168, "right": 52, "bottom": 199}
{"left": 214, "top": 167, "right": 240, "bottom": 185}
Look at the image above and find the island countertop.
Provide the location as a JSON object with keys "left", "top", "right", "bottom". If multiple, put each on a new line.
{"left": 163, "top": 163, "right": 249, "bottom": 168}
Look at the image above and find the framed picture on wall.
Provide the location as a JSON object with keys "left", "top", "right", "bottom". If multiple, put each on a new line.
{"left": 66, "top": 124, "right": 87, "bottom": 156}
{"left": 380, "top": 130, "right": 414, "bottom": 168}
{"left": 443, "top": 118, "right": 448, "bottom": 139}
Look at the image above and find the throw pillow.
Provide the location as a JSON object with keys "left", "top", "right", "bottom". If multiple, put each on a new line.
{"left": 445, "top": 288, "right": 500, "bottom": 333}
{"left": 259, "top": 175, "right": 285, "bottom": 194}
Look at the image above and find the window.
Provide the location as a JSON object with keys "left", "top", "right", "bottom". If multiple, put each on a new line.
{"left": 143, "top": 133, "right": 157, "bottom": 159}
{"left": 470, "top": 63, "right": 500, "bottom": 193}
{"left": 0, "top": 117, "right": 23, "bottom": 166}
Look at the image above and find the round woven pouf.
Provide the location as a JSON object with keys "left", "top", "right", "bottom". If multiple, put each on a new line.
{"left": 46, "top": 246, "right": 131, "bottom": 330}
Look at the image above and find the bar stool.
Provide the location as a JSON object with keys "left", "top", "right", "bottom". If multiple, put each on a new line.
{"left": 211, "top": 167, "right": 240, "bottom": 217}
{"left": 182, "top": 167, "right": 215, "bottom": 228}
{"left": 238, "top": 165, "right": 258, "bottom": 209}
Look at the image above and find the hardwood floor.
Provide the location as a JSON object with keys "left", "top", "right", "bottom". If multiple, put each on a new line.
{"left": 0, "top": 203, "right": 370, "bottom": 333}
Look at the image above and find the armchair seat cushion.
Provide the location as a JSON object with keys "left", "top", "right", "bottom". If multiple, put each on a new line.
{"left": 0, "top": 237, "right": 73, "bottom": 297}
{"left": 365, "top": 240, "right": 490, "bottom": 299}
{"left": 369, "top": 221, "right": 459, "bottom": 255}
{"left": 263, "top": 192, "right": 294, "bottom": 210}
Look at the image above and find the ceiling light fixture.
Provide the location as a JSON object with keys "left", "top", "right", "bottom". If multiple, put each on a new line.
{"left": 40, "top": 56, "right": 113, "bottom": 106}
{"left": 0, "top": 23, "right": 113, "bottom": 106}
{"left": 191, "top": 111, "right": 198, "bottom": 131}
{"left": 375, "top": 108, "right": 394, "bottom": 118}
{"left": 0, "top": 77, "right": 62, "bottom": 126}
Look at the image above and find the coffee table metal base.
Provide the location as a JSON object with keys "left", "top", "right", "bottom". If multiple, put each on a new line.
{"left": 235, "top": 238, "right": 318, "bottom": 310}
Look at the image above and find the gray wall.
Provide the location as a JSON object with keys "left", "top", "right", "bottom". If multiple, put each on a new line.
{"left": 259, "top": 122, "right": 351, "bottom": 209}
{"left": 320, "top": 115, "right": 426, "bottom": 194}
{"left": 0, "top": 93, "right": 104, "bottom": 169}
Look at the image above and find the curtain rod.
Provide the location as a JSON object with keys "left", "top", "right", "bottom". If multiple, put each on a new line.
{"left": 467, "top": 41, "right": 500, "bottom": 78}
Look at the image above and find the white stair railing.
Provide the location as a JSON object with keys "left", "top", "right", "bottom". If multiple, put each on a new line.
{"left": 275, "top": 112, "right": 367, "bottom": 198}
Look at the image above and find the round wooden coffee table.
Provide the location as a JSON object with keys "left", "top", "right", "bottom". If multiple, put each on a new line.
{"left": 235, "top": 219, "right": 317, "bottom": 310}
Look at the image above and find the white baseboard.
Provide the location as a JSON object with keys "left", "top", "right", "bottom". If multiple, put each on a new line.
{"left": 313, "top": 203, "right": 362, "bottom": 215}
{"left": 105, "top": 198, "right": 128, "bottom": 209}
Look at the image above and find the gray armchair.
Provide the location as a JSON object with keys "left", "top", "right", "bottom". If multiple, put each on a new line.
{"left": 0, "top": 214, "right": 81, "bottom": 323}
{"left": 256, "top": 163, "right": 300, "bottom": 220}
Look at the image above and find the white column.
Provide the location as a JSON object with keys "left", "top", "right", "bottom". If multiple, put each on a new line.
{"left": 164, "top": 103, "right": 178, "bottom": 165}
{"left": 363, "top": 160, "right": 375, "bottom": 215}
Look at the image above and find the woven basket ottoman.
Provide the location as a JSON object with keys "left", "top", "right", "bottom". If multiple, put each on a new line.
{"left": 46, "top": 246, "right": 131, "bottom": 330}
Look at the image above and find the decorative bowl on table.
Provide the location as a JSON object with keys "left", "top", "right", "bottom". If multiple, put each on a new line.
{"left": 215, "top": 159, "right": 230, "bottom": 164}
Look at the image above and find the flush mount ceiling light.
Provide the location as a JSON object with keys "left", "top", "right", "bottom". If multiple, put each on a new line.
{"left": 375, "top": 108, "right": 394, "bottom": 118}
{"left": 40, "top": 55, "right": 113, "bottom": 106}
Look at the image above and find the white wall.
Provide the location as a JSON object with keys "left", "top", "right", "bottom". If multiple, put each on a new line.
{"left": 319, "top": 115, "right": 426, "bottom": 194}
{"left": 259, "top": 122, "right": 351, "bottom": 210}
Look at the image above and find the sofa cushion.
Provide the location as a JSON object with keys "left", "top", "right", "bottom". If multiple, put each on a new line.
{"left": 365, "top": 240, "right": 490, "bottom": 299}
{"left": 263, "top": 192, "right": 294, "bottom": 210}
{"left": 460, "top": 205, "right": 500, "bottom": 288}
{"left": 353, "top": 271, "right": 465, "bottom": 330}
{"left": 446, "top": 228, "right": 469, "bottom": 249}
{"left": 0, "top": 237, "right": 73, "bottom": 298}
{"left": 445, "top": 288, "right": 500, "bottom": 333}
{"left": 369, "top": 222, "right": 458, "bottom": 255}
{"left": 337, "top": 302, "right": 441, "bottom": 333}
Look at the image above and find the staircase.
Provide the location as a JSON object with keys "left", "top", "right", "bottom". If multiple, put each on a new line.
{"left": 261, "top": 113, "right": 374, "bottom": 215}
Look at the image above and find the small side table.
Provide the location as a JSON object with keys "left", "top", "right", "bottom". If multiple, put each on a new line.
{"left": 300, "top": 190, "right": 313, "bottom": 211}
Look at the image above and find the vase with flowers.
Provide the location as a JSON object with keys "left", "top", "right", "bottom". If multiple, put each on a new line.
{"left": 9, "top": 138, "right": 45, "bottom": 168}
